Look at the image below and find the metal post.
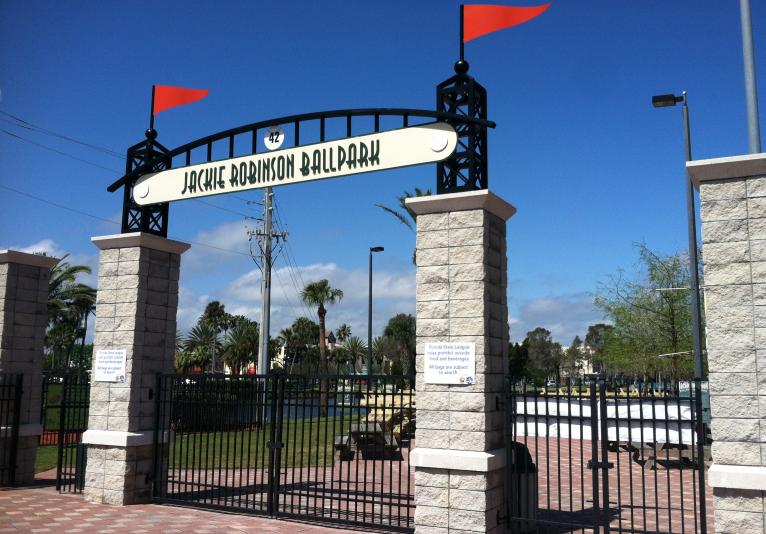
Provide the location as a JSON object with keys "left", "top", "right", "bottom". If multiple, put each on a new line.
{"left": 740, "top": 0, "right": 762, "bottom": 153}
{"left": 681, "top": 95, "right": 708, "bottom": 534}
{"left": 258, "top": 187, "right": 273, "bottom": 375}
{"left": 368, "top": 249, "right": 373, "bottom": 376}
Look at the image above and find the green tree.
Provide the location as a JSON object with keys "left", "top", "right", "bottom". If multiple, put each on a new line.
{"left": 508, "top": 339, "right": 530, "bottom": 378}
{"left": 383, "top": 313, "right": 416, "bottom": 375}
{"left": 222, "top": 317, "right": 259, "bottom": 374}
{"left": 199, "top": 300, "right": 234, "bottom": 372}
{"left": 376, "top": 188, "right": 432, "bottom": 263}
{"left": 595, "top": 244, "right": 697, "bottom": 382}
{"left": 525, "top": 327, "right": 563, "bottom": 380}
{"left": 46, "top": 255, "right": 96, "bottom": 369}
{"left": 181, "top": 322, "right": 220, "bottom": 372}
{"left": 562, "top": 335, "right": 584, "bottom": 378}
{"left": 338, "top": 335, "right": 367, "bottom": 372}
{"left": 585, "top": 323, "right": 613, "bottom": 373}
{"left": 335, "top": 324, "right": 352, "bottom": 343}
{"left": 301, "top": 280, "right": 344, "bottom": 415}
{"left": 372, "top": 335, "right": 397, "bottom": 373}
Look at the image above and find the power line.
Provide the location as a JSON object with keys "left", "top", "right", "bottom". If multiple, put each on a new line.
{"left": 0, "top": 111, "right": 124, "bottom": 158}
{"left": 1, "top": 129, "right": 122, "bottom": 173}
{"left": 0, "top": 184, "right": 252, "bottom": 258}
{"left": 2, "top": 127, "right": 258, "bottom": 220}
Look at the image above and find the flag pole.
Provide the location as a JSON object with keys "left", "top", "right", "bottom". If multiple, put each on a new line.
{"left": 149, "top": 85, "right": 156, "bottom": 131}
{"left": 459, "top": 4, "right": 465, "bottom": 61}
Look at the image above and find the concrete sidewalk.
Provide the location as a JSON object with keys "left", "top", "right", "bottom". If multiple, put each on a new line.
{"left": 0, "top": 485, "right": 356, "bottom": 534}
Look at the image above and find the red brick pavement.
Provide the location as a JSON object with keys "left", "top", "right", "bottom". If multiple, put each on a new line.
{"left": 516, "top": 436, "right": 714, "bottom": 534}
{"left": 0, "top": 485, "right": 359, "bottom": 533}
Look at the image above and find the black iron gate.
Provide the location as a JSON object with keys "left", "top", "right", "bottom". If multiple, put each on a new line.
{"left": 504, "top": 376, "right": 710, "bottom": 534}
{"left": 153, "top": 373, "right": 415, "bottom": 532}
{"left": 0, "top": 374, "right": 22, "bottom": 486}
{"left": 41, "top": 370, "right": 90, "bottom": 492}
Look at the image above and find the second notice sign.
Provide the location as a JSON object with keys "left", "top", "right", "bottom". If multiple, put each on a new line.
{"left": 424, "top": 342, "right": 476, "bottom": 385}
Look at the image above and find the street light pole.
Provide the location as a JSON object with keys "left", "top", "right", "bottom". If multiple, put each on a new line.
{"left": 652, "top": 91, "right": 707, "bottom": 534}
{"left": 368, "top": 246, "right": 384, "bottom": 376}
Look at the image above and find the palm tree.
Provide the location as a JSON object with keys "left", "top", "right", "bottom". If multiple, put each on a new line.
{"left": 376, "top": 188, "right": 432, "bottom": 264}
{"left": 182, "top": 322, "right": 220, "bottom": 372}
{"left": 222, "top": 318, "right": 259, "bottom": 374}
{"left": 301, "top": 280, "right": 343, "bottom": 415}
{"left": 335, "top": 324, "right": 352, "bottom": 343}
{"left": 341, "top": 336, "right": 367, "bottom": 373}
{"left": 47, "top": 255, "right": 96, "bottom": 369}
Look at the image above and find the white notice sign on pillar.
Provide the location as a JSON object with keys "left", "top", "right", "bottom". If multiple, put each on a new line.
{"left": 424, "top": 342, "right": 476, "bottom": 385}
{"left": 94, "top": 349, "right": 127, "bottom": 382}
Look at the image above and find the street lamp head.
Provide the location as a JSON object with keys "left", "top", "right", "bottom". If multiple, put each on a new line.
{"left": 370, "top": 246, "right": 384, "bottom": 253}
{"left": 652, "top": 93, "right": 685, "bottom": 108}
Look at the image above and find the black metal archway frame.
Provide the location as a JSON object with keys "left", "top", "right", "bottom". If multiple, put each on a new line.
{"left": 110, "top": 67, "right": 494, "bottom": 237}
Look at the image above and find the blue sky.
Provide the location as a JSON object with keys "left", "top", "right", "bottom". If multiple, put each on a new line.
{"left": 1, "top": 1, "right": 764, "bottom": 343}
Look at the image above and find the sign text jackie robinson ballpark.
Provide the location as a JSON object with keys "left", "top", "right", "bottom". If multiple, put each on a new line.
{"left": 133, "top": 122, "right": 458, "bottom": 205}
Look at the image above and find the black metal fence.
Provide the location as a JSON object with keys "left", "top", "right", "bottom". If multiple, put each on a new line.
{"left": 0, "top": 374, "right": 22, "bottom": 486}
{"left": 153, "top": 373, "right": 416, "bottom": 532}
{"left": 40, "top": 370, "right": 90, "bottom": 492}
{"left": 504, "top": 376, "right": 711, "bottom": 534}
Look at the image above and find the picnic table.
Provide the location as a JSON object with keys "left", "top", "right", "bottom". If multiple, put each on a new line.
{"left": 334, "top": 422, "right": 399, "bottom": 460}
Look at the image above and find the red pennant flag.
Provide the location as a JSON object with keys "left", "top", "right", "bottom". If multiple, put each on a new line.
{"left": 463, "top": 3, "right": 551, "bottom": 43}
{"left": 152, "top": 85, "right": 209, "bottom": 115}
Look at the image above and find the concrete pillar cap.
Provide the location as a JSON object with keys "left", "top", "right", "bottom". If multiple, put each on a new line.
{"left": 405, "top": 189, "right": 516, "bottom": 221}
{"left": 688, "top": 152, "right": 766, "bottom": 189}
{"left": 91, "top": 232, "right": 190, "bottom": 254}
{"left": 0, "top": 250, "right": 58, "bottom": 268}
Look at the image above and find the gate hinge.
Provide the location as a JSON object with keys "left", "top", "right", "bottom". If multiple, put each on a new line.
{"left": 587, "top": 460, "right": 614, "bottom": 470}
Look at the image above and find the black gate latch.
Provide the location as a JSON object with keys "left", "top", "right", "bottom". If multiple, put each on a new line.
{"left": 587, "top": 460, "right": 614, "bottom": 470}
{"left": 268, "top": 441, "right": 284, "bottom": 450}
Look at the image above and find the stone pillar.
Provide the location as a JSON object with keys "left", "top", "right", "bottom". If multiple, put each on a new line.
{"left": 0, "top": 250, "right": 57, "bottom": 485}
{"left": 405, "top": 190, "right": 515, "bottom": 534}
{"left": 690, "top": 153, "right": 766, "bottom": 533}
{"left": 82, "top": 233, "right": 189, "bottom": 505}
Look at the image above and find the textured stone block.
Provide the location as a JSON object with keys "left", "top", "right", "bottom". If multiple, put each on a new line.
{"left": 709, "top": 372, "right": 757, "bottom": 395}
{"left": 703, "top": 241, "right": 750, "bottom": 264}
{"left": 711, "top": 441, "right": 761, "bottom": 465}
{"left": 418, "top": 213, "right": 449, "bottom": 232}
{"left": 416, "top": 247, "right": 449, "bottom": 267}
{"left": 750, "top": 197, "right": 766, "bottom": 219}
{"left": 417, "top": 266, "right": 449, "bottom": 285}
{"left": 701, "top": 199, "right": 747, "bottom": 221}
{"left": 417, "top": 230, "right": 449, "bottom": 249}
{"left": 700, "top": 179, "right": 746, "bottom": 200}
{"left": 449, "top": 210, "right": 484, "bottom": 228}
{"left": 414, "top": 485, "right": 449, "bottom": 507}
{"left": 703, "top": 262, "right": 751, "bottom": 286}
{"left": 415, "top": 505, "right": 449, "bottom": 528}
{"left": 417, "top": 283, "right": 450, "bottom": 302}
{"left": 449, "top": 245, "right": 485, "bottom": 265}
{"left": 706, "top": 328, "right": 755, "bottom": 352}
{"left": 708, "top": 350, "right": 756, "bottom": 373}
{"left": 714, "top": 487, "right": 765, "bottom": 513}
{"left": 711, "top": 418, "right": 760, "bottom": 442}
{"left": 714, "top": 508, "right": 763, "bottom": 533}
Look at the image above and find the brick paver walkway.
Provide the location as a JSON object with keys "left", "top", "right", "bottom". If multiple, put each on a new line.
{"left": 0, "top": 485, "right": 356, "bottom": 533}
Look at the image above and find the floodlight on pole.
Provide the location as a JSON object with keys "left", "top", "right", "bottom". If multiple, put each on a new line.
{"left": 651, "top": 90, "right": 707, "bottom": 533}
{"left": 368, "top": 246, "right": 384, "bottom": 377}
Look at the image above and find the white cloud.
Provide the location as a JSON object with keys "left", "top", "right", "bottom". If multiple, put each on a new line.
{"left": 182, "top": 220, "right": 253, "bottom": 275}
{"left": 176, "top": 261, "right": 415, "bottom": 340}
{"left": 509, "top": 293, "right": 606, "bottom": 345}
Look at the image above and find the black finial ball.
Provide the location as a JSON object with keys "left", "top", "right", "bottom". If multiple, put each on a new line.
{"left": 454, "top": 59, "right": 470, "bottom": 74}
{"left": 145, "top": 128, "right": 158, "bottom": 140}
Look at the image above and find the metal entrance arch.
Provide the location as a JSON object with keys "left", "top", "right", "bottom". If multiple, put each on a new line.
{"left": 107, "top": 68, "right": 495, "bottom": 237}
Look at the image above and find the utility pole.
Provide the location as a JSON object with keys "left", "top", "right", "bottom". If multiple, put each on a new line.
{"left": 740, "top": 0, "right": 761, "bottom": 153}
{"left": 248, "top": 187, "right": 288, "bottom": 375}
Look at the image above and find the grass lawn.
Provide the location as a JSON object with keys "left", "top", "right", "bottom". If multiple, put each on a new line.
{"left": 35, "top": 445, "right": 58, "bottom": 473}
{"left": 166, "top": 416, "right": 360, "bottom": 469}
